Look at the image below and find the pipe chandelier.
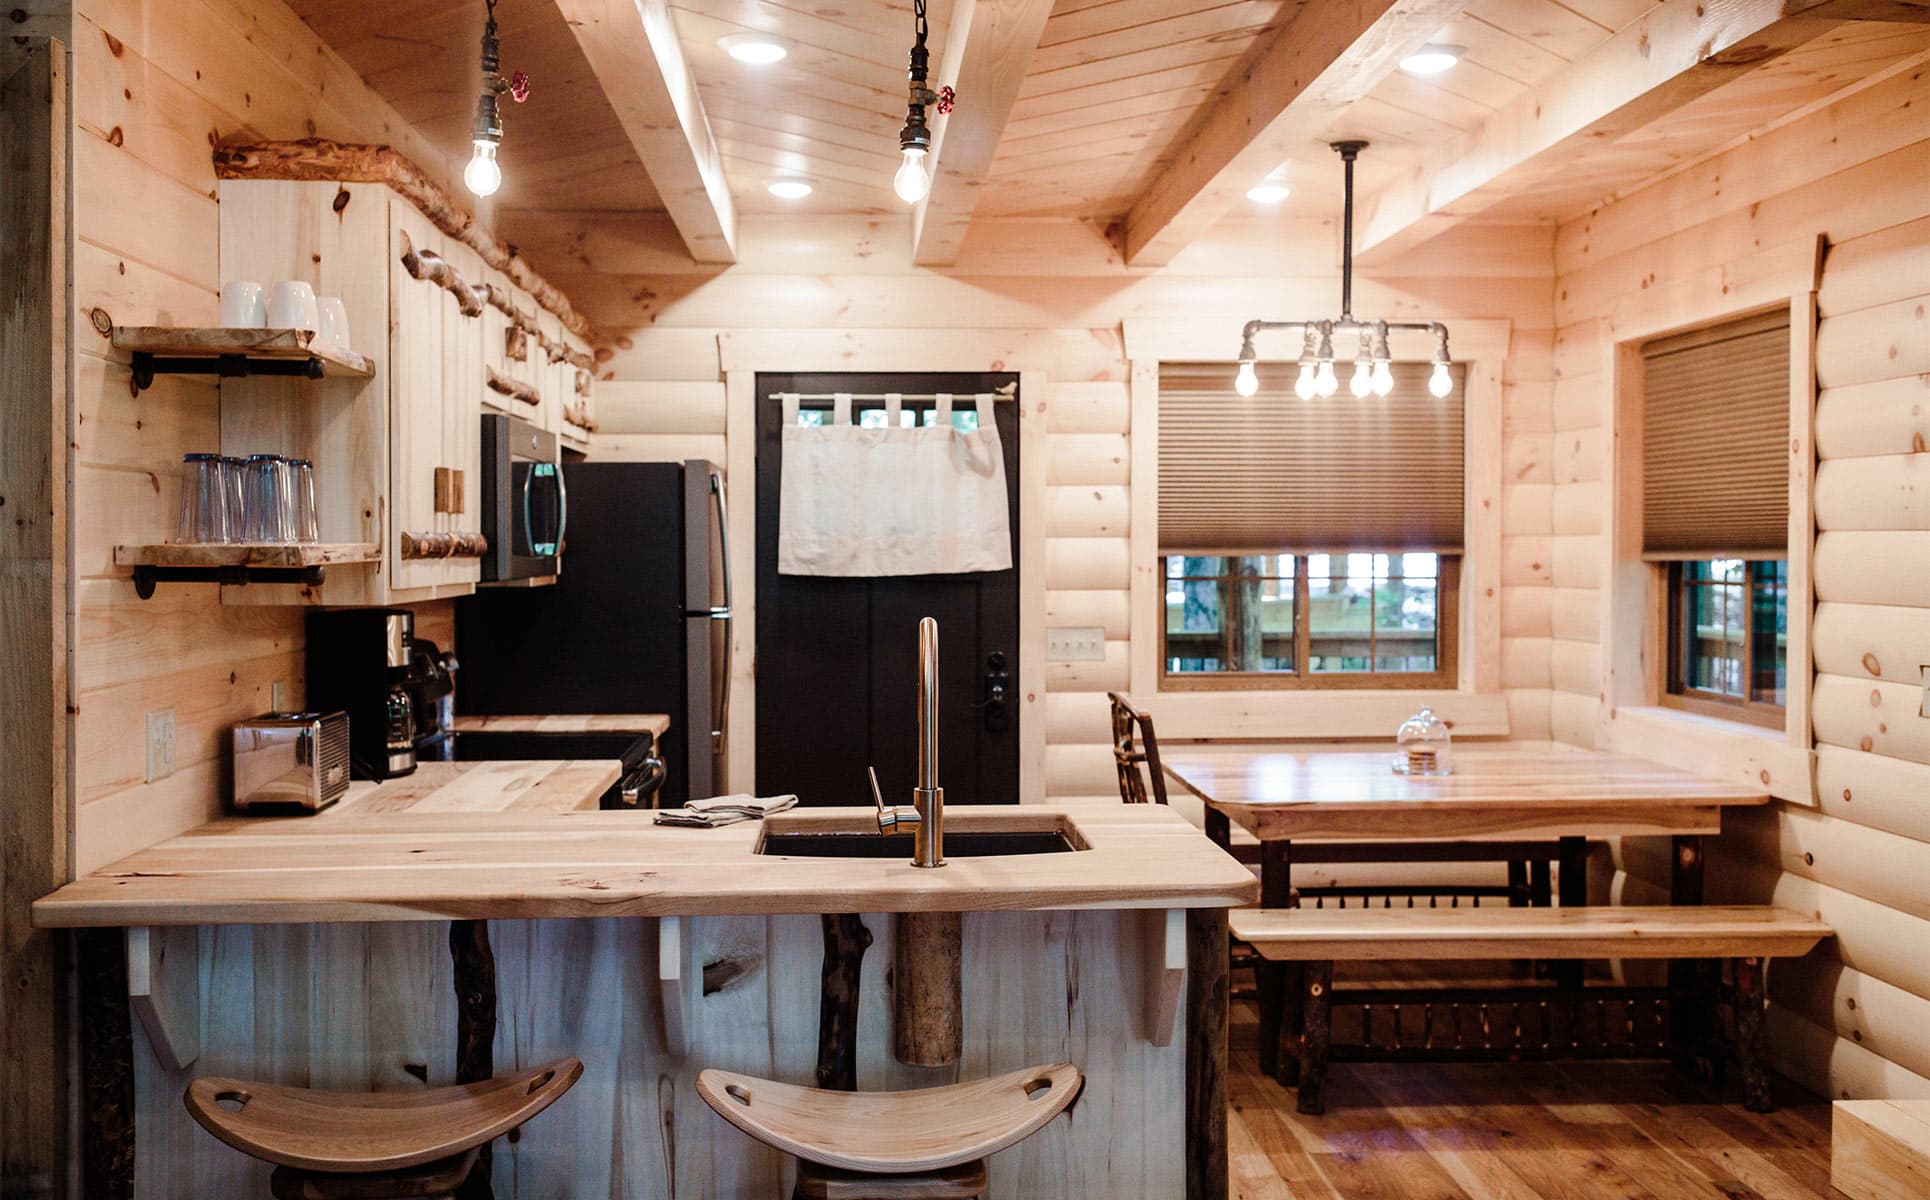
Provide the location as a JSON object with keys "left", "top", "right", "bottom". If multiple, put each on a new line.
{"left": 1235, "top": 141, "right": 1453, "bottom": 401}
{"left": 894, "top": 0, "right": 955, "bottom": 204}
{"left": 464, "top": 0, "right": 530, "bottom": 198}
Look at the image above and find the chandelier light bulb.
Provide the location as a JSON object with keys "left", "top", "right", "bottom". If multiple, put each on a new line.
{"left": 1429, "top": 361, "right": 1453, "bottom": 398}
{"left": 1315, "top": 359, "right": 1339, "bottom": 398}
{"left": 895, "top": 147, "right": 931, "bottom": 204}
{"left": 1235, "top": 360, "right": 1260, "bottom": 398}
{"left": 1294, "top": 362, "right": 1317, "bottom": 400}
{"left": 1371, "top": 359, "right": 1395, "bottom": 396}
{"left": 1349, "top": 359, "right": 1373, "bottom": 398}
{"left": 464, "top": 140, "right": 502, "bottom": 197}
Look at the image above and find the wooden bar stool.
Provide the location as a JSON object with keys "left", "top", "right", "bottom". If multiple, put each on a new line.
{"left": 697, "top": 1062, "right": 1083, "bottom": 1199}
{"left": 184, "top": 1057, "right": 583, "bottom": 1199}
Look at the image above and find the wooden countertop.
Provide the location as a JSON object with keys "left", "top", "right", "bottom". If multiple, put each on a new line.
{"left": 450, "top": 713, "right": 670, "bottom": 738}
{"left": 33, "top": 805, "right": 1257, "bottom": 928}
{"left": 329, "top": 760, "right": 620, "bottom": 815}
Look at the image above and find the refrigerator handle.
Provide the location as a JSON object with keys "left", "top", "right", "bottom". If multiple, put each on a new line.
{"left": 710, "top": 468, "right": 732, "bottom": 612}
{"left": 713, "top": 609, "right": 733, "bottom": 761}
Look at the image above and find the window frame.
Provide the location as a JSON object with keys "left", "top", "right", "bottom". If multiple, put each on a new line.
{"left": 1158, "top": 552, "right": 1460, "bottom": 692}
{"left": 1660, "top": 558, "right": 1788, "bottom": 730}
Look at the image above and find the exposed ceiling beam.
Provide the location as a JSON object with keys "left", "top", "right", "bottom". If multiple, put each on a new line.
{"left": 1120, "top": 0, "right": 1464, "bottom": 268}
{"left": 1352, "top": 0, "right": 1925, "bottom": 263}
{"left": 557, "top": 0, "right": 737, "bottom": 264}
{"left": 910, "top": 0, "right": 1056, "bottom": 266}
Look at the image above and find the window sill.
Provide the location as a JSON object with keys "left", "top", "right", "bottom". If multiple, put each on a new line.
{"left": 1145, "top": 688, "right": 1510, "bottom": 741}
{"left": 1600, "top": 705, "right": 1815, "bottom": 806}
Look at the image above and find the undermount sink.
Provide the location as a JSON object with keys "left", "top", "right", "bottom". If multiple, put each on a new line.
{"left": 757, "top": 830, "right": 1080, "bottom": 858}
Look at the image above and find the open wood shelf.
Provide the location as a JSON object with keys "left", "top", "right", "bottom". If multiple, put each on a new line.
{"left": 111, "top": 326, "right": 374, "bottom": 393}
{"left": 114, "top": 542, "right": 380, "bottom": 598}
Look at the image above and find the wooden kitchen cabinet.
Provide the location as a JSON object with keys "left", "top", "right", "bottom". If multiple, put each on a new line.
{"left": 212, "top": 179, "right": 536, "bottom": 605}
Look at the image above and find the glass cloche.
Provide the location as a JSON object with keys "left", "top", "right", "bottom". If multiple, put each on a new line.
{"left": 1393, "top": 706, "right": 1453, "bottom": 776}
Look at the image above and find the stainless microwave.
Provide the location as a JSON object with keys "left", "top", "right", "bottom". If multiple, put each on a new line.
{"left": 480, "top": 413, "right": 566, "bottom": 582}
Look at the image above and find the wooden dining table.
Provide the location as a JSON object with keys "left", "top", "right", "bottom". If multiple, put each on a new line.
{"left": 1161, "top": 741, "right": 1772, "bottom": 1082}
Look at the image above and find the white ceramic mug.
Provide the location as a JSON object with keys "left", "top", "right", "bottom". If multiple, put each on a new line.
{"left": 218, "top": 281, "right": 266, "bottom": 328}
{"left": 266, "top": 281, "right": 319, "bottom": 333}
{"left": 316, "top": 296, "right": 351, "bottom": 350}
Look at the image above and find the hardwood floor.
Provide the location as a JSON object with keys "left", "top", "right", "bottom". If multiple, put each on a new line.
{"left": 1226, "top": 1000, "right": 1842, "bottom": 1199}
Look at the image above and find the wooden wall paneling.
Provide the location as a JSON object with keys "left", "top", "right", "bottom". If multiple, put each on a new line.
{"left": 1, "top": 36, "right": 69, "bottom": 1200}
{"left": 1019, "top": 371, "right": 1050, "bottom": 806}
{"left": 1815, "top": 374, "right": 1930, "bottom": 460}
{"left": 1768, "top": 1004, "right": 1930, "bottom": 1104}
{"left": 1814, "top": 531, "right": 1930, "bottom": 606}
{"left": 1819, "top": 214, "right": 1930, "bottom": 317}
{"left": 1815, "top": 744, "right": 1930, "bottom": 848}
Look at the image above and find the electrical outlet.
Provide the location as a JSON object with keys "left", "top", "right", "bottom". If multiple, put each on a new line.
{"left": 145, "top": 708, "right": 176, "bottom": 783}
{"left": 1045, "top": 626, "right": 1107, "bottom": 662}
{"left": 271, "top": 680, "right": 289, "bottom": 714}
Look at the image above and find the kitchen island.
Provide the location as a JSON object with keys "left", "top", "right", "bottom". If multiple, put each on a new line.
{"left": 37, "top": 781, "right": 1254, "bottom": 1199}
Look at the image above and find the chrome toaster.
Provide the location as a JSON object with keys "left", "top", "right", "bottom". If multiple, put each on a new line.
{"left": 232, "top": 711, "right": 351, "bottom": 812}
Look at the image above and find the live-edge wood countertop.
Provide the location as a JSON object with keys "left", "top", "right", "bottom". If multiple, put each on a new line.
{"left": 450, "top": 713, "right": 671, "bottom": 738}
{"left": 34, "top": 804, "right": 1257, "bottom": 928}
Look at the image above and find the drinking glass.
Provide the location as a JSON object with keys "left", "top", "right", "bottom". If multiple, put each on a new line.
{"left": 220, "top": 457, "right": 247, "bottom": 543}
{"left": 242, "top": 454, "right": 291, "bottom": 543}
{"left": 288, "top": 458, "right": 319, "bottom": 543}
{"left": 174, "top": 453, "right": 229, "bottom": 543}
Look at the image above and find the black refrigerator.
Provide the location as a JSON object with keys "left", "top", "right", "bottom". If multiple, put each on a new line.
{"left": 456, "top": 459, "right": 731, "bottom": 806}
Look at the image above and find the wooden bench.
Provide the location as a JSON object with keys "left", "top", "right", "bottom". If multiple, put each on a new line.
{"left": 1230, "top": 905, "right": 1832, "bottom": 1114}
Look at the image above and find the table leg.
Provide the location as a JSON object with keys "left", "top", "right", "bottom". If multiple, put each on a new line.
{"left": 1186, "top": 908, "right": 1231, "bottom": 1200}
{"left": 1554, "top": 837, "right": 1588, "bottom": 990}
{"left": 1296, "top": 962, "right": 1334, "bottom": 1116}
{"left": 77, "top": 928, "right": 135, "bottom": 1200}
{"left": 450, "top": 920, "right": 497, "bottom": 1200}
{"left": 1669, "top": 835, "right": 1711, "bottom": 1078}
{"left": 1256, "top": 840, "right": 1293, "bottom": 1082}
{"left": 1735, "top": 955, "right": 1773, "bottom": 1112}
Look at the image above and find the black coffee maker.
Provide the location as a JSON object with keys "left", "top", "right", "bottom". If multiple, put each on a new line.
{"left": 306, "top": 609, "right": 419, "bottom": 780}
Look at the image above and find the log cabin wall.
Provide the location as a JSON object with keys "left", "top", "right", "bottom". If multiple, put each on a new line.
{"left": 68, "top": 0, "right": 467, "bottom": 876}
{"left": 557, "top": 212, "right": 1558, "bottom": 805}
{"left": 1544, "top": 59, "right": 1930, "bottom": 1100}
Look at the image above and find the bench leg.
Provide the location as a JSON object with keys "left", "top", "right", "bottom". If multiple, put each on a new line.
{"left": 1669, "top": 836, "right": 1713, "bottom": 1080}
{"left": 1735, "top": 956, "right": 1773, "bottom": 1113}
{"left": 1553, "top": 837, "right": 1587, "bottom": 990}
{"left": 1256, "top": 841, "right": 1293, "bottom": 1082}
{"left": 1296, "top": 962, "right": 1333, "bottom": 1116}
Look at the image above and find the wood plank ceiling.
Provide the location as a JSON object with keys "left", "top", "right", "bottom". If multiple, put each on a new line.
{"left": 284, "top": 0, "right": 1928, "bottom": 268}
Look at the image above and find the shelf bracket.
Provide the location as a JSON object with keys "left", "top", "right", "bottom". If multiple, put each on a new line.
{"left": 1143, "top": 908, "right": 1186, "bottom": 1047}
{"left": 658, "top": 916, "right": 688, "bottom": 1058}
{"left": 127, "top": 926, "right": 200, "bottom": 1071}
{"left": 131, "top": 564, "right": 326, "bottom": 599}
{"left": 128, "top": 351, "right": 327, "bottom": 395}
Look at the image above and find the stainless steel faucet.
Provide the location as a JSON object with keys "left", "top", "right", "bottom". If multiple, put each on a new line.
{"left": 870, "top": 617, "right": 945, "bottom": 867}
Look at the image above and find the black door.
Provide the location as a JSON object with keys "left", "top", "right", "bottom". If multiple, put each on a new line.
{"left": 756, "top": 373, "right": 1020, "bottom": 807}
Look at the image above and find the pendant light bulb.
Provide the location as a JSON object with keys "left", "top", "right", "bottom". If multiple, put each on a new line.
{"left": 465, "top": 140, "right": 502, "bottom": 197}
{"left": 1294, "top": 362, "right": 1317, "bottom": 400}
{"left": 1428, "top": 361, "right": 1453, "bottom": 398}
{"left": 895, "top": 147, "right": 931, "bottom": 204}
{"left": 1234, "top": 359, "right": 1260, "bottom": 398}
{"left": 1315, "top": 359, "right": 1339, "bottom": 398}
{"left": 1349, "top": 359, "right": 1373, "bottom": 398}
{"left": 1371, "top": 359, "right": 1395, "bottom": 396}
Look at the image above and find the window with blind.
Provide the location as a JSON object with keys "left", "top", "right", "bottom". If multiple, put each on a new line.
{"left": 1157, "top": 361, "right": 1465, "bottom": 689}
{"left": 1642, "top": 310, "right": 1791, "bottom": 724}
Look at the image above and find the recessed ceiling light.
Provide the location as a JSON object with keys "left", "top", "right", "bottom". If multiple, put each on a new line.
{"left": 1246, "top": 181, "right": 1291, "bottom": 204}
{"left": 767, "top": 179, "right": 813, "bottom": 199}
{"left": 1399, "top": 43, "right": 1464, "bottom": 75}
{"left": 720, "top": 33, "right": 789, "bottom": 65}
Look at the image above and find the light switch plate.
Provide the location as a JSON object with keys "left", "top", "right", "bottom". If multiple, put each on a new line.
{"left": 1046, "top": 626, "right": 1107, "bottom": 662}
{"left": 145, "top": 708, "right": 176, "bottom": 783}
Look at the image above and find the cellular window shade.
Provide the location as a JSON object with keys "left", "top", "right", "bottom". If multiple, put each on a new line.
{"left": 1158, "top": 361, "right": 1465, "bottom": 554}
{"left": 1642, "top": 311, "right": 1790, "bottom": 559}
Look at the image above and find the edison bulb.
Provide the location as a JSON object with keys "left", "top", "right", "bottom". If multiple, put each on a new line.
{"left": 1349, "top": 360, "right": 1373, "bottom": 398}
{"left": 1234, "top": 360, "right": 1260, "bottom": 398}
{"left": 1314, "top": 360, "right": 1338, "bottom": 398}
{"left": 1294, "top": 362, "right": 1316, "bottom": 400}
{"left": 1429, "top": 362, "right": 1453, "bottom": 397}
{"left": 894, "top": 148, "right": 931, "bottom": 204}
{"left": 464, "top": 140, "right": 502, "bottom": 197}
{"left": 1371, "top": 360, "right": 1394, "bottom": 396}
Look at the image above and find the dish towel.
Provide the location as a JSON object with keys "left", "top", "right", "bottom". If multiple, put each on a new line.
{"left": 654, "top": 793, "right": 800, "bottom": 828}
{"left": 777, "top": 392, "right": 1013, "bottom": 576}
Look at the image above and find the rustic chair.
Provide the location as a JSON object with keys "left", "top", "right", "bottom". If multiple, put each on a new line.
{"left": 184, "top": 1058, "right": 583, "bottom": 1199}
{"left": 698, "top": 1063, "right": 1083, "bottom": 1198}
{"left": 1108, "top": 691, "right": 1244, "bottom": 854}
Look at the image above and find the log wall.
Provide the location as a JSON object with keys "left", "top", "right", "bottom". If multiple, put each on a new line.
{"left": 568, "top": 212, "right": 1556, "bottom": 806}
{"left": 1549, "top": 59, "right": 1930, "bottom": 1099}
{"left": 68, "top": 0, "right": 465, "bottom": 876}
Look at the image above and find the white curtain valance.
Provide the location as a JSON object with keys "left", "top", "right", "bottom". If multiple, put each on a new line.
{"left": 777, "top": 392, "right": 1014, "bottom": 577}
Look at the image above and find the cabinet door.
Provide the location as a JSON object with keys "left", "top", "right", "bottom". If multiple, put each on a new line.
{"left": 389, "top": 205, "right": 447, "bottom": 595}
{"left": 441, "top": 239, "right": 485, "bottom": 591}
{"left": 479, "top": 263, "right": 516, "bottom": 415}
